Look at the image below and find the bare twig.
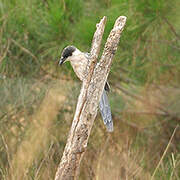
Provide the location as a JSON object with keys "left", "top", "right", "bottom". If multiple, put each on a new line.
{"left": 54, "top": 16, "right": 126, "bottom": 180}
{"left": 0, "top": 38, "right": 10, "bottom": 64}
{"left": 151, "top": 125, "right": 179, "bottom": 180}
{"left": 162, "top": 16, "right": 180, "bottom": 40}
{"left": 11, "top": 39, "right": 38, "bottom": 61}
{"left": 11, "top": 38, "right": 60, "bottom": 79}
{"left": 0, "top": 133, "right": 12, "bottom": 172}
{"left": 34, "top": 142, "right": 53, "bottom": 179}
{"left": 116, "top": 84, "right": 180, "bottom": 121}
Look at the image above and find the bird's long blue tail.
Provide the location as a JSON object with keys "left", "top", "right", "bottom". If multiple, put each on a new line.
{"left": 99, "top": 89, "right": 113, "bottom": 132}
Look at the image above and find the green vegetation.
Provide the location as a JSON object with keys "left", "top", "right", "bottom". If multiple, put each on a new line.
{"left": 0, "top": 0, "right": 180, "bottom": 179}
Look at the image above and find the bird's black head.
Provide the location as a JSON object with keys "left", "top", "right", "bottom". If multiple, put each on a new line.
{"left": 59, "top": 46, "right": 76, "bottom": 65}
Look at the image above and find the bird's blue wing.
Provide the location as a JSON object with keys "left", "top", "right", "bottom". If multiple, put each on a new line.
{"left": 99, "top": 89, "right": 113, "bottom": 132}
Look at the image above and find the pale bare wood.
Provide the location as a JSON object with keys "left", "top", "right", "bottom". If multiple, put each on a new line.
{"left": 54, "top": 16, "right": 126, "bottom": 180}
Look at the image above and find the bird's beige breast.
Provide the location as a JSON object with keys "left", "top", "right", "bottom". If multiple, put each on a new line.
{"left": 70, "top": 54, "right": 88, "bottom": 81}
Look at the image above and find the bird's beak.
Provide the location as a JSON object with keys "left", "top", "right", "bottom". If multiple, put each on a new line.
{"left": 59, "top": 57, "right": 66, "bottom": 66}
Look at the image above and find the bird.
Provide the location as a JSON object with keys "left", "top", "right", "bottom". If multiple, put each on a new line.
{"left": 59, "top": 45, "right": 113, "bottom": 132}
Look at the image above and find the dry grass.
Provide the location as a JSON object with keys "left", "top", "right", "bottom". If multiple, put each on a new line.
{"left": 9, "top": 89, "right": 65, "bottom": 180}
{"left": 0, "top": 79, "right": 179, "bottom": 180}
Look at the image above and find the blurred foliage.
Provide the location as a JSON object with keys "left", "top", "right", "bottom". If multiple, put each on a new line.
{"left": 0, "top": 0, "right": 180, "bottom": 179}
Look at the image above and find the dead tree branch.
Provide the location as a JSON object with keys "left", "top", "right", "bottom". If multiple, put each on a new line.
{"left": 54, "top": 16, "right": 126, "bottom": 180}
{"left": 116, "top": 84, "right": 180, "bottom": 121}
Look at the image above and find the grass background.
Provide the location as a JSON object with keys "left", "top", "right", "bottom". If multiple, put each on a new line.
{"left": 0, "top": 0, "right": 180, "bottom": 179}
